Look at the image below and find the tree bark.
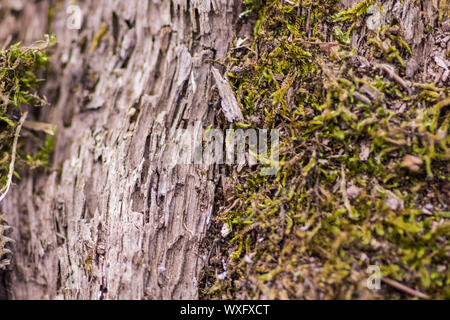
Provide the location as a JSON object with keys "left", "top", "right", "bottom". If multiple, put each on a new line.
{"left": 0, "top": 0, "right": 239, "bottom": 299}
{"left": 0, "top": 0, "right": 448, "bottom": 300}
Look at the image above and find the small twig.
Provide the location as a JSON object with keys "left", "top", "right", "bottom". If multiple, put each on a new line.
{"left": 377, "top": 64, "right": 411, "bottom": 94}
{"left": 382, "top": 277, "right": 429, "bottom": 299}
{"left": 340, "top": 165, "right": 352, "bottom": 215}
{"left": 204, "top": 59, "right": 226, "bottom": 67}
{"left": 0, "top": 111, "right": 28, "bottom": 203}
{"left": 298, "top": 40, "right": 344, "bottom": 47}
{"left": 1, "top": 35, "right": 12, "bottom": 51}
{"left": 352, "top": 91, "right": 371, "bottom": 105}
{"left": 216, "top": 198, "right": 241, "bottom": 222}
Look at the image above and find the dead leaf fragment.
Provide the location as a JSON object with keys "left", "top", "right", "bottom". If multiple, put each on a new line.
{"left": 23, "top": 121, "right": 56, "bottom": 135}
{"left": 221, "top": 223, "right": 231, "bottom": 238}
{"left": 401, "top": 155, "right": 423, "bottom": 172}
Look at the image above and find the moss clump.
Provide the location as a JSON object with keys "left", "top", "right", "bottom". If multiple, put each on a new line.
{"left": 0, "top": 35, "right": 55, "bottom": 187}
{"left": 0, "top": 35, "right": 55, "bottom": 270}
{"left": 202, "top": 0, "right": 449, "bottom": 299}
{"left": 0, "top": 36, "right": 55, "bottom": 191}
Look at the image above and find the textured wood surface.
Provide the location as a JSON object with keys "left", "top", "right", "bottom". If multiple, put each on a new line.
{"left": 0, "top": 0, "right": 447, "bottom": 300}
{"left": 0, "top": 0, "right": 239, "bottom": 299}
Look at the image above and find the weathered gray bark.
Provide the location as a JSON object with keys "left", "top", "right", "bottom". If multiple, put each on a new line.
{"left": 0, "top": 0, "right": 239, "bottom": 299}
{"left": 1, "top": 0, "right": 447, "bottom": 300}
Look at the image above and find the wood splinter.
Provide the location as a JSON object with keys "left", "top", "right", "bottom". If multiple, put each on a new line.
{"left": 382, "top": 277, "right": 429, "bottom": 299}
{"left": 211, "top": 67, "right": 244, "bottom": 123}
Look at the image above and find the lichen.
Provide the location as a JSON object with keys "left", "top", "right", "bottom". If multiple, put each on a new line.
{"left": 201, "top": 0, "right": 449, "bottom": 300}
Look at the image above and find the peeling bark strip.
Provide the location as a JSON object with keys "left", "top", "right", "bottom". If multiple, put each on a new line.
{"left": 211, "top": 67, "right": 244, "bottom": 123}
{"left": 0, "top": 0, "right": 240, "bottom": 299}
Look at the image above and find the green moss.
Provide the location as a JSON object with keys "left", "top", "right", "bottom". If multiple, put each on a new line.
{"left": 203, "top": 0, "right": 450, "bottom": 300}
{"left": 333, "top": 0, "right": 374, "bottom": 23}
{"left": 0, "top": 35, "right": 55, "bottom": 187}
{"left": 90, "top": 23, "right": 108, "bottom": 52}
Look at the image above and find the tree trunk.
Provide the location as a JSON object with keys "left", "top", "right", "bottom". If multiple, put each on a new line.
{"left": 0, "top": 0, "right": 239, "bottom": 300}
{"left": 0, "top": 0, "right": 448, "bottom": 300}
